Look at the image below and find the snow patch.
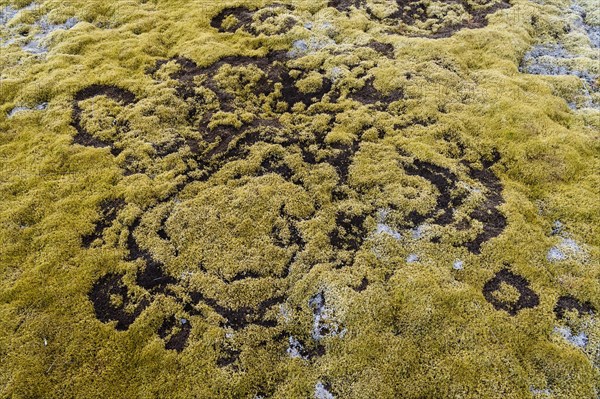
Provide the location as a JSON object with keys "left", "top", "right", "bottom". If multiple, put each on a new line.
{"left": 554, "top": 326, "right": 588, "bottom": 347}
{"left": 309, "top": 292, "right": 344, "bottom": 341}
{"left": 375, "top": 209, "right": 402, "bottom": 240}
{"left": 22, "top": 16, "right": 79, "bottom": 54}
{"left": 7, "top": 103, "right": 47, "bottom": 117}
{"left": 406, "top": 253, "right": 419, "bottom": 263}
{"left": 287, "top": 336, "right": 306, "bottom": 359}
{"left": 288, "top": 37, "right": 335, "bottom": 57}
{"left": 453, "top": 260, "right": 464, "bottom": 270}
{"left": 314, "top": 381, "right": 335, "bottom": 399}
{"left": 547, "top": 237, "right": 586, "bottom": 262}
{"left": 376, "top": 223, "right": 402, "bottom": 240}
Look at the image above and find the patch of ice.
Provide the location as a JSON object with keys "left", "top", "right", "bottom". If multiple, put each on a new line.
{"left": 310, "top": 292, "right": 342, "bottom": 341}
{"left": 571, "top": 3, "right": 600, "bottom": 48}
{"left": 315, "top": 381, "right": 335, "bottom": 399}
{"left": 551, "top": 220, "right": 564, "bottom": 235}
{"left": 279, "top": 304, "right": 291, "bottom": 322}
{"left": 406, "top": 253, "right": 419, "bottom": 263}
{"left": 22, "top": 16, "right": 79, "bottom": 54}
{"left": 530, "top": 387, "right": 552, "bottom": 397}
{"left": 0, "top": 6, "right": 19, "bottom": 25}
{"left": 375, "top": 208, "right": 402, "bottom": 240}
{"left": 376, "top": 223, "right": 402, "bottom": 240}
{"left": 547, "top": 246, "right": 567, "bottom": 262}
{"left": 7, "top": 103, "right": 47, "bottom": 117}
{"left": 554, "top": 326, "right": 588, "bottom": 347}
{"left": 330, "top": 66, "right": 343, "bottom": 80}
{"left": 410, "top": 224, "right": 429, "bottom": 240}
{"left": 453, "top": 260, "right": 464, "bottom": 270}
{"left": 288, "top": 37, "right": 335, "bottom": 57}
{"left": 547, "top": 237, "right": 585, "bottom": 262}
{"left": 287, "top": 336, "right": 306, "bottom": 359}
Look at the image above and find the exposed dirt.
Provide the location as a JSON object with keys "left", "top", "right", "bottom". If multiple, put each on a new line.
{"left": 353, "top": 276, "right": 369, "bottom": 292}
{"left": 126, "top": 221, "right": 177, "bottom": 291}
{"left": 89, "top": 273, "right": 148, "bottom": 331}
{"left": 210, "top": 5, "right": 297, "bottom": 36}
{"left": 554, "top": 295, "right": 596, "bottom": 319}
{"left": 329, "top": 0, "right": 365, "bottom": 12}
{"left": 158, "top": 316, "right": 192, "bottom": 352}
{"left": 210, "top": 7, "right": 255, "bottom": 33}
{"left": 71, "top": 85, "right": 136, "bottom": 151}
{"left": 81, "top": 198, "right": 125, "bottom": 248}
{"left": 349, "top": 77, "right": 403, "bottom": 108}
{"left": 330, "top": 211, "right": 368, "bottom": 252}
{"left": 482, "top": 269, "right": 539, "bottom": 316}
{"left": 462, "top": 152, "right": 507, "bottom": 254}
{"left": 326, "top": 140, "right": 360, "bottom": 184}
{"left": 403, "top": 159, "right": 462, "bottom": 227}
{"left": 330, "top": 0, "right": 511, "bottom": 38}
{"left": 367, "top": 41, "right": 395, "bottom": 58}
{"left": 217, "top": 347, "right": 241, "bottom": 368}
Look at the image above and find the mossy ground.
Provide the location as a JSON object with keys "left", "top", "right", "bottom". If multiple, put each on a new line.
{"left": 0, "top": 0, "right": 599, "bottom": 398}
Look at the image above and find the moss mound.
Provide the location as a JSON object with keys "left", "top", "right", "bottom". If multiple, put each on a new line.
{"left": 0, "top": 0, "right": 599, "bottom": 398}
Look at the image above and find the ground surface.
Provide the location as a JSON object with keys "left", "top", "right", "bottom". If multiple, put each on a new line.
{"left": 0, "top": 0, "right": 599, "bottom": 398}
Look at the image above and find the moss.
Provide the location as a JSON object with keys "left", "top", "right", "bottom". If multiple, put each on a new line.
{"left": 0, "top": 0, "right": 599, "bottom": 398}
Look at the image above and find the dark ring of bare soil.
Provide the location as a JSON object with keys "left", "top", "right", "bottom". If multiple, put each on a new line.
{"left": 89, "top": 273, "right": 149, "bottom": 331}
{"left": 210, "top": 5, "right": 297, "bottom": 36}
{"left": 554, "top": 295, "right": 596, "bottom": 319}
{"left": 71, "top": 84, "right": 136, "bottom": 154}
{"left": 329, "top": 0, "right": 510, "bottom": 38}
{"left": 482, "top": 268, "right": 540, "bottom": 316}
{"left": 79, "top": 49, "right": 509, "bottom": 357}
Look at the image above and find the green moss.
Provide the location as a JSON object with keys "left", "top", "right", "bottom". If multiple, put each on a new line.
{"left": 0, "top": 0, "right": 599, "bottom": 398}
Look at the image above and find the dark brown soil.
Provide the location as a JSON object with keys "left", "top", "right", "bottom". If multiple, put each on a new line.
{"left": 158, "top": 316, "right": 191, "bottom": 352}
{"left": 353, "top": 276, "right": 369, "bottom": 292}
{"left": 210, "top": 5, "right": 297, "bottom": 36}
{"left": 349, "top": 77, "right": 403, "bottom": 108}
{"left": 332, "top": 0, "right": 511, "bottom": 38}
{"left": 71, "top": 85, "right": 136, "bottom": 151}
{"left": 554, "top": 296, "right": 595, "bottom": 319}
{"left": 217, "top": 348, "right": 241, "bottom": 367}
{"left": 367, "top": 41, "right": 395, "bottom": 58}
{"left": 329, "top": 0, "right": 365, "bottom": 12}
{"left": 259, "top": 153, "right": 294, "bottom": 180}
{"left": 81, "top": 198, "right": 125, "bottom": 247}
{"left": 403, "top": 159, "right": 462, "bottom": 227}
{"left": 126, "top": 220, "right": 177, "bottom": 291}
{"left": 462, "top": 153, "right": 507, "bottom": 254}
{"left": 326, "top": 140, "right": 360, "bottom": 184}
{"left": 482, "top": 269, "right": 539, "bottom": 316}
{"left": 210, "top": 7, "right": 255, "bottom": 33}
{"left": 89, "top": 273, "right": 148, "bottom": 331}
{"left": 330, "top": 211, "right": 368, "bottom": 252}
{"left": 190, "top": 291, "right": 283, "bottom": 331}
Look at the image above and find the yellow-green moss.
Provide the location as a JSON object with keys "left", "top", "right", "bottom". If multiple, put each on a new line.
{"left": 0, "top": 0, "right": 599, "bottom": 398}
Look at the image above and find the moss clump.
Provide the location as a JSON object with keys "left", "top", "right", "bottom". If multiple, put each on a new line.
{"left": 0, "top": 0, "right": 598, "bottom": 398}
